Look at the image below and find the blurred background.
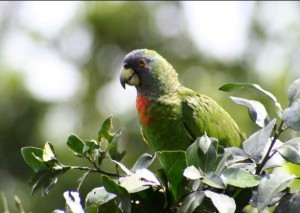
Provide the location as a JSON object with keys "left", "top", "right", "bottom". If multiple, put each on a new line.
{"left": 1, "top": 1, "right": 300, "bottom": 212}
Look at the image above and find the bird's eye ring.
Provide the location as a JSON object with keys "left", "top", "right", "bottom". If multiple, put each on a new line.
{"left": 139, "top": 59, "right": 146, "bottom": 68}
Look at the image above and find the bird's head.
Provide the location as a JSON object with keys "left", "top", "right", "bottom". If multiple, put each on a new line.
{"left": 120, "top": 49, "right": 180, "bottom": 96}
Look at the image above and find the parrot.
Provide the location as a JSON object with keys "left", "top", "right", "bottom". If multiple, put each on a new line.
{"left": 120, "top": 49, "right": 245, "bottom": 151}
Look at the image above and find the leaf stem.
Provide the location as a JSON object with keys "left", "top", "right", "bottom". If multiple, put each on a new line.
{"left": 14, "top": 196, "right": 25, "bottom": 213}
{"left": 69, "top": 166, "right": 123, "bottom": 177}
{"left": 1, "top": 192, "right": 9, "bottom": 213}
{"left": 256, "top": 121, "right": 285, "bottom": 175}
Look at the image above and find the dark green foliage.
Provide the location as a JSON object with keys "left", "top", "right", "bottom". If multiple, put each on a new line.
{"left": 20, "top": 79, "right": 300, "bottom": 212}
{"left": 274, "top": 191, "right": 300, "bottom": 213}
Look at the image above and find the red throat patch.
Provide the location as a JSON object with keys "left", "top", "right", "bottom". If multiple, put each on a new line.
{"left": 136, "top": 95, "right": 151, "bottom": 125}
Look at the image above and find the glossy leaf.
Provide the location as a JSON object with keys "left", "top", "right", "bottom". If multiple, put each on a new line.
{"left": 98, "top": 115, "right": 114, "bottom": 143}
{"left": 203, "top": 173, "right": 225, "bottom": 189}
{"left": 183, "top": 166, "right": 203, "bottom": 180}
{"left": 243, "top": 119, "right": 276, "bottom": 163}
{"left": 253, "top": 173, "right": 296, "bottom": 212}
{"left": 215, "top": 150, "right": 232, "bottom": 175}
{"left": 177, "top": 191, "right": 205, "bottom": 213}
{"left": 63, "top": 191, "right": 84, "bottom": 213}
{"left": 156, "top": 151, "right": 187, "bottom": 202}
{"left": 29, "top": 167, "right": 68, "bottom": 196}
{"left": 262, "top": 140, "right": 286, "bottom": 170}
{"left": 132, "top": 153, "right": 154, "bottom": 172}
{"left": 287, "top": 79, "right": 300, "bottom": 102}
{"left": 67, "top": 135, "right": 85, "bottom": 156}
{"left": 101, "top": 175, "right": 130, "bottom": 213}
{"left": 230, "top": 96, "right": 269, "bottom": 127}
{"left": 119, "top": 169, "right": 160, "bottom": 193}
{"left": 186, "top": 139, "right": 201, "bottom": 168}
{"left": 198, "top": 135, "right": 218, "bottom": 172}
{"left": 112, "top": 160, "right": 131, "bottom": 175}
{"left": 43, "top": 142, "right": 57, "bottom": 162}
{"left": 205, "top": 190, "right": 236, "bottom": 213}
{"left": 220, "top": 83, "right": 282, "bottom": 112}
{"left": 101, "top": 175, "right": 128, "bottom": 196}
{"left": 91, "top": 149, "right": 100, "bottom": 162}
{"left": 85, "top": 140, "right": 98, "bottom": 152}
{"left": 274, "top": 191, "right": 300, "bottom": 213}
{"left": 224, "top": 147, "right": 249, "bottom": 167}
{"left": 283, "top": 99, "right": 300, "bottom": 131}
{"left": 21, "top": 147, "right": 48, "bottom": 172}
{"left": 276, "top": 137, "right": 300, "bottom": 164}
{"left": 221, "top": 167, "right": 260, "bottom": 188}
{"left": 51, "top": 210, "right": 64, "bottom": 213}
{"left": 85, "top": 187, "right": 116, "bottom": 208}
{"left": 108, "top": 127, "right": 126, "bottom": 161}
{"left": 97, "top": 200, "right": 122, "bottom": 213}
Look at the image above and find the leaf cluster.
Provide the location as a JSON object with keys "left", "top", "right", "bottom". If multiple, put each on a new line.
{"left": 20, "top": 79, "right": 300, "bottom": 213}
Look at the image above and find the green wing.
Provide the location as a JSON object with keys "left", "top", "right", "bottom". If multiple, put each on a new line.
{"left": 181, "top": 89, "right": 245, "bottom": 147}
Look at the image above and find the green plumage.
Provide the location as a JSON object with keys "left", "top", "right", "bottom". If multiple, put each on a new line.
{"left": 120, "top": 49, "right": 245, "bottom": 151}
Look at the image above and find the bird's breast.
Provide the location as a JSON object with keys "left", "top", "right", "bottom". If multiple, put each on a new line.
{"left": 136, "top": 95, "right": 151, "bottom": 125}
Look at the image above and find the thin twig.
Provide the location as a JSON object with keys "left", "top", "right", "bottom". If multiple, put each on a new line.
{"left": 1, "top": 192, "right": 9, "bottom": 213}
{"left": 14, "top": 196, "right": 25, "bottom": 213}
{"left": 256, "top": 121, "right": 285, "bottom": 175}
{"left": 69, "top": 166, "right": 123, "bottom": 177}
{"left": 77, "top": 170, "right": 91, "bottom": 192}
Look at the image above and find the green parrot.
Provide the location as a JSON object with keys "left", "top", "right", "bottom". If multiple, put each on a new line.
{"left": 120, "top": 49, "right": 245, "bottom": 151}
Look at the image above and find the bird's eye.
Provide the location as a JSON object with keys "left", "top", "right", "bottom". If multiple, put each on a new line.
{"left": 139, "top": 59, "right": 146, "bottom": 68}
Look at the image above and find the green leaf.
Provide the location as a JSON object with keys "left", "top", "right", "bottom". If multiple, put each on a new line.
{"left": 230, "top": 96, "right": 269, "bottom": 127}
{"left": 262, "top": 143, "right": 286, "bottom": 171}
{"left": 102, "top": 175, "right": 128, "bottom": 196}
{"left": 156, "top": 151, "right": 187, "bottom": 202}
{"left": 63, "top": 191, "right": 84, "bottom": 213}
{"left": 203, "top": 173, "right": 225, "bottom": 189}
{"left": 215, "top": 150, "right": 232, "bottom": 175}
{"left": 42, "top": 142, "right": 56, "bottom": 161}
{"left": 186, "top": 139, "right": 200, "bottom": 168}
{"left": 108, "top": 127, "right": 126, "bottom": 161}
{"left": 219, "top": 82, "right": 282, "bottom": 112}
{"left": 29, "top": 168, "right": 67, "bottom": 196}
{"left": 276, "top": 137, "right": 300, "bottom": 164}
{"left": 21, "top": 147, "right": 48, "bottom": 172}
{"left": 283, "top": 99, "right": 300, "bottom": 131}
{"left": 119, "top": 169, "right": 160, "bottom": 193}
{"left": 91, "top": 149, "right": 100, "bottom": 162}
{"left": 155, "top": 168, "right": 168, "bottom": 192}
{"left": 51, "top": 210, "right": 64, "bottom": 213}
{"left": 253, "top": 173, "right": 296, "bottom": 212}
{"left": 177, "top": 191, "right": 205, "bottom": 213}
{"left": 101, "top": 175, "right": 131, "bottom": 213}
{"left": 221, "top": 167, "right": 260, "bottom": 188}
{"left": 234, "top": 188, "right": 253, "bottom": 212}
{"left": 183, "top": 166, "right": 203, "bottom": 180}
{"left": 85, "top": 187, "right": 116, "bottom": 208}
{"left": 85, "top": 140, "right": 99, "bottom": 152}
{"left": 97, "top": 200, "right": 122, "bottom": 213}
{"left": 112, "top": 160, "right": 131, "bottom": 175}
{"left": 205, "top": 190, "right": 236, "bottom": 213}
{"left": 129, "top": 187, "right": 165, "bottom": 213}
{"left": 287, "top": 79, "right": 300, "bottom": 102}
{"left": 243, "top": 119, "right": 276, "bottom": 163}
{"left": 132, "top": 153, "right": 154, "bottom": 172}
{"left": 274, "top": 191, "right": 300, "bottom": 213}
{"left": 198, "top": 135, "right": 218, "bottom": 173}
{"left": 67, "top": 135, "right": 85, "bottom": 156}
{"left": 98, "top": 115, "right": 114, "bottom": 143}
{"left": 224, "top": 147, "right": 249, "bottom": 167}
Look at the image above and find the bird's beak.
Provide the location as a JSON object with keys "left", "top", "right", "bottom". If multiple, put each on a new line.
{"left": 120, "top": 67, "right": 140, "bottom": 89}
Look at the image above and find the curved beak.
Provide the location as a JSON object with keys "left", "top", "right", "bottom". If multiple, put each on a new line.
{"left": 120, "top": 68, "right": 140, "bottom": 89}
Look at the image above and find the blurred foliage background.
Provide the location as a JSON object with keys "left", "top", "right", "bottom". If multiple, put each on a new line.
{"left": 0, "top": 1, "right": 300, "bottom": 212}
